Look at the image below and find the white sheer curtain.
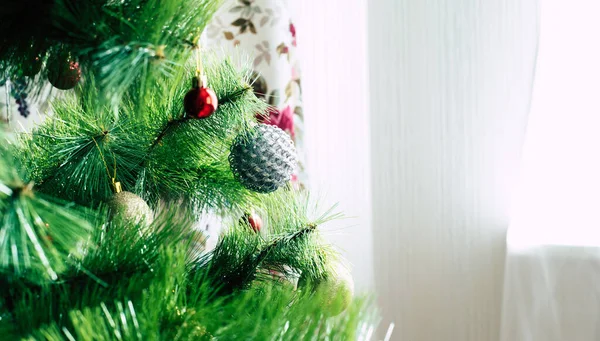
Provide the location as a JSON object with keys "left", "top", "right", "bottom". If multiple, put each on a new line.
{"left": 501, "top": 1, "right": 600, "bottom": 340}
{"left": 368, "top": 1, "right": 537, "bottom": 339}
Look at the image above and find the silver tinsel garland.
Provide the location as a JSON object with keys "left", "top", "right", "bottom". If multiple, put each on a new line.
{"left": 229, "top": 124, "right": 297, "bottom": 193}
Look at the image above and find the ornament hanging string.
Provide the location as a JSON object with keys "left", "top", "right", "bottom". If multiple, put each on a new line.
{"left": 91, "top": 135, "right": 120, "bottom": 192}
{"left": 93, "top": 134, "right": 153, "bottom": 226}
{"left": 194, "top": 43, "right": 206, "bottom": 87}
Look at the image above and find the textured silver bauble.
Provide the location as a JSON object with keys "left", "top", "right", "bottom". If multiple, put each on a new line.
{"left": 108, "top": 191, "right": 154, "bottom": 226}
{"left": 229, "top": 124, "right": 297, "bottom": 193}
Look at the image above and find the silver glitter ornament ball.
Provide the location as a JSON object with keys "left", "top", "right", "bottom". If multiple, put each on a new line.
{"left": 229, "top": 124, "right": 297, "bottom": 193}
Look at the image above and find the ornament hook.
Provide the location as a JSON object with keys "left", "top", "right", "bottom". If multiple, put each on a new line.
{"left": 112, "top": 178, "right": 122, "bottom": 194}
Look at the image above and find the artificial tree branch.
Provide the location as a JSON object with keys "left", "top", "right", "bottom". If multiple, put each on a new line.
{"left": 35, "top": 130, "right": 111, "bottom": 188}
{"left": 255, "top": 223, "right": 318, "bottom": 263}
{"left": 150, "top": 116, "right": 191, "bottom": 150}
{"left": 146, "top": 84, "right": 253, "bottom": 152}
{"left": 203, "top": 223, "right": 318, "bottom": 296}
{"left": 243, "top": 224, "right": 319, "bottom": 286}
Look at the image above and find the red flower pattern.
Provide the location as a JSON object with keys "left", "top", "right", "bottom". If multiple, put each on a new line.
{"left": 257, "top": 105, "right": 294, "bottom": 138}
{"left": 207, "top": 1, "right": 304, "bottom": 185}
{"left": 290, "top": 22, "right": 297, "bottom": 46}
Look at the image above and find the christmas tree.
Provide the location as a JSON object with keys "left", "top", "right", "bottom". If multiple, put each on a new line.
{"left": 0, "top": 0, "right": 376, "bottom": 340}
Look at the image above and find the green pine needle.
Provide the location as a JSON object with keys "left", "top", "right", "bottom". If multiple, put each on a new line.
{"left": 0, "top": 132, "right": 94, "bottom": 282}
{"left": 0, "top": 1, "right": 379, "bottom": 337}
{"left": 0, "top": 0, "right": 223, "bottom": 103}
{"left": 23, "top": 58, "right": 266, "bottom": 212}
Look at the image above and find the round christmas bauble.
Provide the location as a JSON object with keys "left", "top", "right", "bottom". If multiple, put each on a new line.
{"left": 47, "top": 54, "right": 81, "bottom": 90}
{"left": 108, "top": 191, "right": 154, "bottom": 227}
{"left": 298, "top": 264, "right": 355, "bottom": 316}
{"left": 229, "top": 124, "right": 296, "bottom": 193}
{"left": 240, "top": 211, "right": 263, "bottom": 233}
{"left": 184, "top": 86, "right": 218, "bottom": 118}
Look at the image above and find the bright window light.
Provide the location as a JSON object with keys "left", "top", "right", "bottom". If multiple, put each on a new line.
{"left": 508, "top": 0, "right": 600, "bottom": 249}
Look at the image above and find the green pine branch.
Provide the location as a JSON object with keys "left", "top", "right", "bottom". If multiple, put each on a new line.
{"left": 0, "top": 1, "right": 380, "bottom": 337}
{"left": 20, "top": 291, "right": 376, "bottom": 341}
{"left": 23, "top": 58, "right": 265, "bottom": 212}
{"left": 0, "top": 0, "right": 224, "bottom": 102}
{"left": 0, "top": 187, "right": 355, "bottom": 339}
{"left": 193, "top": 190, "right": 341, "bottom": 297}
{"left": 0, "top": 132, "right": 94, "bottom": 282}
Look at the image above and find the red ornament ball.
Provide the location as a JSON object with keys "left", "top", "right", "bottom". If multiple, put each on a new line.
{"left": 240, "top": 212, "right": 262, "bottom": 233}
{"left": 47, "top": 54, "right": 81, "bottom": 90}
{"left": 184, "top": 86, "right": 218, "bottom": 118}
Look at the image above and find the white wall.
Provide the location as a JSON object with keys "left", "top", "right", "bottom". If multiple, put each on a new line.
{"left": 291, "top": 0, "right": 374, "bottom": 291}
{"left": 369, "top": 1, "right": 538, "bottom": 340}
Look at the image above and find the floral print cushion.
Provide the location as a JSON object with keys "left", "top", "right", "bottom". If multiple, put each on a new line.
{"left": 205, "top": 0, "right": 306, "bottom": 186}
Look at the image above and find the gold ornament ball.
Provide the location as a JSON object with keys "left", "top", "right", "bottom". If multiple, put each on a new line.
{"left": 299, "top": 264, "right": 355, "bottom": 316}
{"left": 108, "top": 191, "right": 153, "bottom": 226}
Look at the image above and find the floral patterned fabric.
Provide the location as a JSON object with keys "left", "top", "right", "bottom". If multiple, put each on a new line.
{"left": 205, "top": 0, "right": 306, "bottom": 186}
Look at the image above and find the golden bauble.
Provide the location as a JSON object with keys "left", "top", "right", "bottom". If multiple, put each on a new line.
{"left": 107, "top": 191, "right": 153, "bottom": 226}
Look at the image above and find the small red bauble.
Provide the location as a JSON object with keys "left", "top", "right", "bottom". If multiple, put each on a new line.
{"left": 184, "top": 86, "right": 218, "bottom": 118}
{"left": 240, "top": 212, "right": 262, "bottom": 233}
{"left": 47, "top": 54, "right": 81, "bottom": 90}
